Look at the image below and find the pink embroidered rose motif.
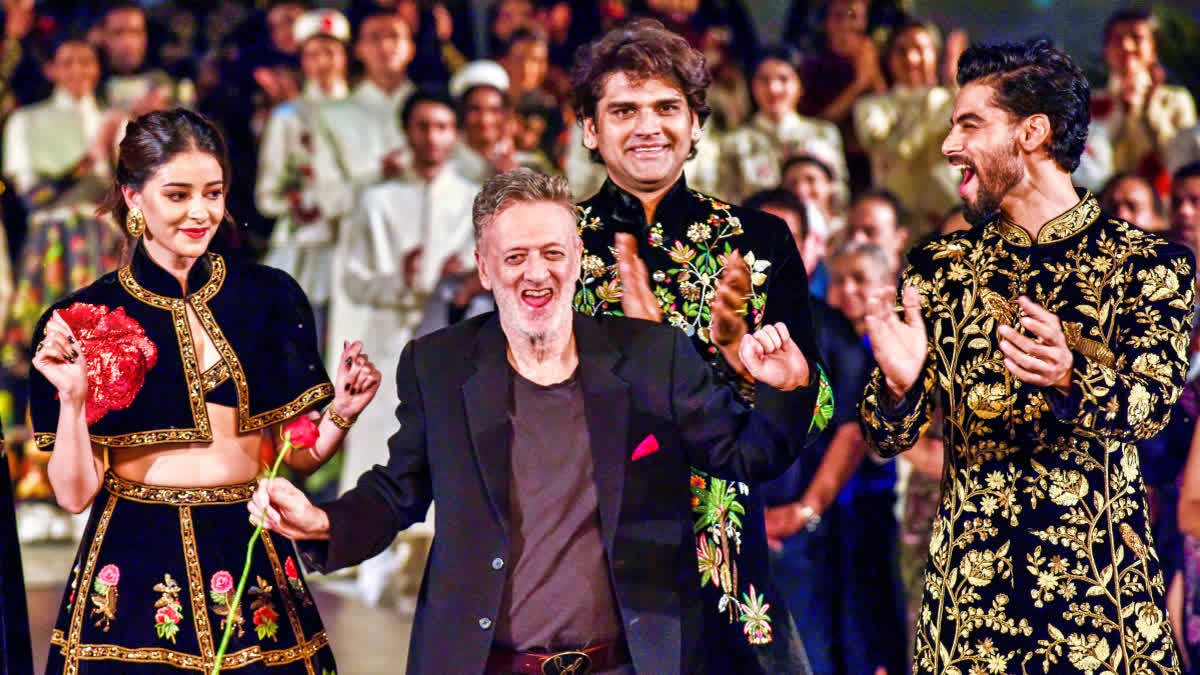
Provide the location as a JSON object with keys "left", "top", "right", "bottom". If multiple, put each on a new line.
{"left": 209, "top": 570, "right": 243, "bottom": 637}
{"left": 90, "top": 563, "right": 120, "bottom": 631}
{"left": 153, "top": 573, "right": 184, "bottom": 643}
{"left": 210, "top": 571, "right": 234, "bottom": 595}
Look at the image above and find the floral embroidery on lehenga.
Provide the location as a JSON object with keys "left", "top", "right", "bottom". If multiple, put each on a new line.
{"left": 284, "top": 556, "right": 313, "bottom": 607}
{"left": 249, "top": 576, "right": 280, "bottom": 641}
{"left": 209, "top": 569, "right": 244, "bottom": 637}
{"left": 152, "top": 573, "right": 184, "bottom": 643}
{"left": 91, "top": 563, "right": 120, "bottom": 631}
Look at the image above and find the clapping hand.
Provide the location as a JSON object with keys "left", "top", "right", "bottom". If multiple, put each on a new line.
{"left": 863, "top": 286, "right": 928, "bottom": 400}
{"left": 997, "top": 296, "right": 1072, "bottom": 393}
{"left": 738, "top": 323, "right": 809, "bottom": 391}
{"left": 614, "top": 232, "right": 662, "bottom": 321}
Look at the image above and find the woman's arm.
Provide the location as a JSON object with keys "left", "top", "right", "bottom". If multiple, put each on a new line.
{"left": 284, "top": 340, "right": 382, "bottom": 474}
{"left": 34, "top": 312, "right": 104, "bottom": 512}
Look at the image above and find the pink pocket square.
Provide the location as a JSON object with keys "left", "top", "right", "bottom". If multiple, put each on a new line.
{"left": 632, "top": 434, "right": 660, "bottom": 461}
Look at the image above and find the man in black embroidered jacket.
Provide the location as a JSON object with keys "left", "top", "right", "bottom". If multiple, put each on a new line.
{"left": 250, "top": 169, "right": 821, "bottom": 674}
{"left": 569, "top": 19, "right": 832, "bottom": 674}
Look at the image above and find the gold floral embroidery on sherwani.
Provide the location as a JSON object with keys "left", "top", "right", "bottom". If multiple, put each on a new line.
{"left": 860, "top": 193, "right": 1194, "bottom": 674}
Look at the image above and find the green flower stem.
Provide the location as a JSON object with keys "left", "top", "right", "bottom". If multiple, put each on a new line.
{"left": 211, "top": 434, "right": 293, "bottom": 675}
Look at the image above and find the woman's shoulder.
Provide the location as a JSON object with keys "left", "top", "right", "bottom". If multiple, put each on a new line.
{"left": 222, "top": 254, "right": 313, "bottom": 308}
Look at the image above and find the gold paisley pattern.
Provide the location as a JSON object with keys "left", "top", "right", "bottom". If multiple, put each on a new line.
{"left": 861, "top": 195, "right": 1193, "bottom": 673}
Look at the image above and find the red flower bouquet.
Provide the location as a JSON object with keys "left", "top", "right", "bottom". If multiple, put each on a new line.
{"left": 56, "top": 302, "right": 157, "bottom": 424}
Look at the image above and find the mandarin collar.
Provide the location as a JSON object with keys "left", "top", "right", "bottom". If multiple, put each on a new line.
{"left": 993, "top": 190, "right": 1101, "bottom": 247}
{"left": 127, "top": 242, "right": 216, "bottom": 299}
{"left": 595, "top": 174, "right": 694, "bottom": 231}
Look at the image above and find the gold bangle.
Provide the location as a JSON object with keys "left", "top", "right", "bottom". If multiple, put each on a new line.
{"left": 327, "top": 407, "right": 356, "bottom": 430}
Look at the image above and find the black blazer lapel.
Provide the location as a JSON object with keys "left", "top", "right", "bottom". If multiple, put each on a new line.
{"left": 574, "top": 315, "right": 630, "bottom": 554}
{"left": 462, "top": 316, "right": 514, "bottom": 536}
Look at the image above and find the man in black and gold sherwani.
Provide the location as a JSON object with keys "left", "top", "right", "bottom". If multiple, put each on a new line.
{"left": 569, "top": 19, "right": 832, "bottom": 674}
{"left": 860, "top": 39, "right": 1193, "bottom": 673}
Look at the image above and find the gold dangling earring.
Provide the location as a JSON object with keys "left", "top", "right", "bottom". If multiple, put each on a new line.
{"left": 126, "top": 207, "right": 145, "bottom": 237}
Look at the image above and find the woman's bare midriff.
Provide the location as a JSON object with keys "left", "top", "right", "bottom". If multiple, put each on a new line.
{"left": 108, "top": 403, "right": 268, "bottom": 487}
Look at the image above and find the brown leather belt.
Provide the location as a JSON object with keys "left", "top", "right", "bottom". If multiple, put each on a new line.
{"left": 485, "top": 642, "right": 629, "bottom": 674}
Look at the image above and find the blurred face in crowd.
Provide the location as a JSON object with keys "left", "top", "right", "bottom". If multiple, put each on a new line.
{"left": 356, "top": 15, "right": 414, "bottom": 84}
{"left": 583, "top": 73, "right": 701, "bottom": 198}
{"left": 503, "top": 35, "right": 550, "bottom": 94}
{"left": 1104, "top": 175, "right": 1164, "bottom": 233}
{"left": 300, "top": 37, "right": 348, "bottom": 93}
{"left": 103, "top": 7, "right": 148, "bottom": 74}
{"left": 123, "top": 150, "right": 226, "bottom": 265}
{"left": 406, "top": 101, "right": 459, "bottom": 173}
{"left": 783, "top": 160, "right": 836, "bottom": 218}
{"left": 763, "top": 203, "right": 824, "bottom": 276}
{"left": 493, "top": 0, "right": 535, "bottom": 43}
{"left": 751, "top": 58, "right": 802, "bottom": 122}
{"left": 847, "top": 197, "right": 907, "bottom": 269}
{"left": 1171, "top": 175, "right": 1200, "bottom": 248}
{"left": 267, "top": 3, "right": 305, "bottom": 55}
{"left": 536, "top": 2, "right": 572, "bottom": 41}
{"left": 1104, "top": 18, "right": 1157, "bottom": 79}
{"left": 827, "top": 251, "right": 894, "bottom": 335}
{"left": 463, "top": 86, "right": 512, "bottom": 152}
{"left": 48, "top": 41, "right": 101, "bottom": 101}
{"left": 825, "top": 0, "right": 868, "bottom": 56}
{"left": 942, "top": 82, "right": 1026, "bottom": 226}
{"left": 889, "top": 25, "right": 939, "bottom": 89}
{"left": 476, "top": 200, "right": 581, "bottom": 345}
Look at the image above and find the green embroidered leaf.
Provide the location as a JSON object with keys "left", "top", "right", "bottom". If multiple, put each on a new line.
{"left": 92, "top": 579, "right": 108, "bottom": 594}
{"left": 157, "top": 622, "right": 180, "bottom": 642}
{"left": 210, "top": 590, "right": 226, "bottom": 605}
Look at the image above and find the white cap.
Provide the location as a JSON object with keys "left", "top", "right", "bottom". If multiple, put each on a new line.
{"left": 450, "top": 60, "right": 510, "bottom": 99}
{"left": 293, "top": 10, "right": 351, "bottom": 45}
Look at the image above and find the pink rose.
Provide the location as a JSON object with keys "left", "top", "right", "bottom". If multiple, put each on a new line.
{"left": 283, "top": 416, "right": 319, "bottom": 450}
{"left": 156, "top": 605, "right": 180, "bottom": 624}
{"left": 284, "top": 557, "right": 299, "bottom": 580}
{"left": 210, "top": 570, "right": 234, "bottom": 594}
{"left": 97, "top": 564, "right": 120, "bottom": 587}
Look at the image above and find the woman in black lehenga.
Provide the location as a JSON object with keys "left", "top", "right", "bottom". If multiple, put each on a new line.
{"left": 30, "top": 109, "right": 382, "bottom": 674}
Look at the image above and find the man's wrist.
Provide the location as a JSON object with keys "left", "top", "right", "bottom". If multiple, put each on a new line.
{"left": 306, "top": 506, "right": 332, "bottom": 540}
{"left": 796, "top": 503, "right": 821, "bottom": 532}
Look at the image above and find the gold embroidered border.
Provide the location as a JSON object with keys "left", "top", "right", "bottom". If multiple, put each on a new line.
{"left": 104, "top": 472, "right": 255, "bottom": 505}
{"left": 260, "top": 531, "right": 317, "bottom": 675}
{"left": 51, "top": 629, "right": 329, "bottom": 671}
{"left": 188, "top": 296, "right": 333, "bottom": 434}
{"left": 107, "top": 254, "right": 227, "bottom": 448}
{"left": 63, "top": 496, "right": 118, "bottom": 674}
{"left": 179, "top": 506, "right": 217, "bottom": 667}
{"left": 996, "top": 192, "right": 1100, "bottom": 246}
{"left": 200, "top": 360, "right": 231, "bottom": 394}
{"left": 36, "top": 427, "right": 216, "bottom": 450}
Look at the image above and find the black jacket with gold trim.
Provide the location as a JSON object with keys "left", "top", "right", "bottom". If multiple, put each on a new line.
{"left": 29, "top": 245, "right": 333, "bottom": 449}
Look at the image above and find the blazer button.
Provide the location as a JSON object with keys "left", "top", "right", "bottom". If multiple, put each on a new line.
{"left": 491, "top": 557, "right": 504, "bottom": 570}
{"left": 479, "top": 617, "right": 493, "bottom": 630}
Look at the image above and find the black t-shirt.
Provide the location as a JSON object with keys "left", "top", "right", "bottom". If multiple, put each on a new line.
{"left": 493, "top": 367, "right": 623, "bottom": 651}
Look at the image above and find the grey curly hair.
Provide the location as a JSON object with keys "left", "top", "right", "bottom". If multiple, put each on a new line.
{"left": 472, "top": 168, "right": 576, "bottom": 244}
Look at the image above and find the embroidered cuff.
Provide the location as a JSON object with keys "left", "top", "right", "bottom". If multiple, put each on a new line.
{"left": 875, "top": 377, "right": 925, "bottom": 422}
{"left": 1044, "top": 351, "right": 1088, "bottom": 421}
